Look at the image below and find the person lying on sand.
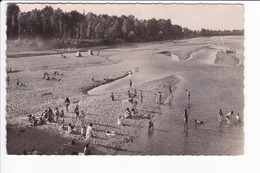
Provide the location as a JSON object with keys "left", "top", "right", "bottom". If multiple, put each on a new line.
{"left": 16, "top": 79, "right": 27, "bottom": 87}
{"left": 194, "top": 119, "right": 204, "bottom": 125}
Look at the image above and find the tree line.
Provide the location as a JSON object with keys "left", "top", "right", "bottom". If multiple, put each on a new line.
{"left": 7, "top": 4, "right": 244, "bottom": 44}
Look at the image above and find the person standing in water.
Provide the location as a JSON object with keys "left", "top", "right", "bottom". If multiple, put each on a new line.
{"left": 186, "top": 89, "right": 190, "bottom": 104}
{"left": 218, "top": 109, "right": 224, "bottom": 121}
{"left": 184, "top": 109, "right": 189, "bottom": 131}
{"left": 169, "top": 85, "right": 172, "bottom": 95}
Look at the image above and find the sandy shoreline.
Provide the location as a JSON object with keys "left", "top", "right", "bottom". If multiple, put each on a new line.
{"left": 5, "top": 36, "right": 244, "bottom": 155}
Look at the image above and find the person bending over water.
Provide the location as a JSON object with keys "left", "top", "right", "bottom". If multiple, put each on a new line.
{"left": 226, "top": 111, "right": 233, "bottom": 124}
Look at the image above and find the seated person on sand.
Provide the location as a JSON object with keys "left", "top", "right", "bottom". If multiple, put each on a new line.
{"left": 58, "top": 118, "right": 65, "bottom": 129}
{"left": 124, "top": 108, "right": 132, "bottom": 118}
{"left": 66, "top": 123, "right": 73, "bottom": 134}
{"left": 131, "top": 108, "right": 137, "bottom": 117}
{"left": 218, "top": 109, "right": 224, "bottom": 121}
{"left": 194, "top": 119, "right": 204, "bottom": 125}
{"left": 60, "top": 110, "right": 65, "bottom": 118}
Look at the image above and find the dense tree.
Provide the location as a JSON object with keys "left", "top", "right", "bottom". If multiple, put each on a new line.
{"left": 7, "top": 4, "right": 20, "bottom": 39}
{"left": 8, "top": 4, "right": 244, "bottom": 45}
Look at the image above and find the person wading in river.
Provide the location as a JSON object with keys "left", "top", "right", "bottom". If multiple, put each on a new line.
{"left": 184, "top": 109, "right": 189, "bottom": 131}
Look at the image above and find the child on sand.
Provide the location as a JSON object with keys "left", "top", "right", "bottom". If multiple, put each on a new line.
{"left": 84, "top": 144, "right": 91, "bottom": 155}
{"left": 80, "top": 126, "right": 86, "bottom": 136}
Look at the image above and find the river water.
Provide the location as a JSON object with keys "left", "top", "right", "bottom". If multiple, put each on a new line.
{"left": 89, "top": 36, "right": 244, "bottom": 155}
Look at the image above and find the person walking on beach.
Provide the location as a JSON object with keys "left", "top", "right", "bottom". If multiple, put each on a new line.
{"left": 140, "top": 91, "right": 143, "bottom": 103}
{"left": 156, "top": 92, "right": 162, "bottom": 105}
{"left": 65, "top": 97, "right": 71, "bottom": 112}
{"left": 129, "top": 79, "right": 132, "bottom": 89}
{"left": 186, "top": 89, "right": 190, "bottom": 104}
{"left": 184, "top": 109, "right": 189, "bottom": 131}
{"left": 226, "top": 111, "right": 233, "bottom": 124}
{"left": 111, "top": 92, "right": 115, "bottom": 101}
{"left": 74, "top": 104, "right": 80, "bottom": 120}
{"left": 7, "top": 76, "right": 10, "bottom": 86}
{"left": 85, "top": 123, "right": 94, "bottom": 144}
{"left": 218, "top": 109, "right": 224, "bottom": 121}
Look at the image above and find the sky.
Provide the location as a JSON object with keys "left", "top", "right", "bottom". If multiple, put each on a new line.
{"left": 17, "top": 3, "right": 244, "bottom": 31}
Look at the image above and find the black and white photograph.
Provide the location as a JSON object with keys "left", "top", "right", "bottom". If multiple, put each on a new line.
{"left": 3, "top": 2, "right": 246, "bottom": 156}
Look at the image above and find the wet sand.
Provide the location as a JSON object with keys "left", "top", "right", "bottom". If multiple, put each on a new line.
{"left": 6, "top": 36, "right": 244, "bottom": 155}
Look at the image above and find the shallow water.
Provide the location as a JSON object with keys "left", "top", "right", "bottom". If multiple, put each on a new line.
{"left": 89, "top": 36, "right": 244, "bottom": 155}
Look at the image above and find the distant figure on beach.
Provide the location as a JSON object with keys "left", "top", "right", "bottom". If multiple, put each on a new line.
{"left": 218, "top": 109, "right": 224, "bottom": 121}
{"left": 111, "top": 92, "right": 115, "bottom": 101}
{"left": 184, "top": 109, "right": 189, "bottom": 130}
{"left": 124, "top": 108, "right": 132, "bottom": 118}
{"left": 156, "top": 92, "right": 162, "bottom": 105}
{"left": 134, "top": 90, "right": 137, "bottom": 97}
{"left": 127, "top": 90, "right": 131, "bottom": 98}
{"left": 194, "top": 119, "right": 204, "bottom": 125}
{"left": 236, "top": 113, "right": 242, "bottom": 123}
{"left": 7, "top": 76, "right": 10, "bottom": 86}
{"left": 85, "top": 123, "right": 94, "bottom": 144}
{"left": 74, "top": 104, "right": 80, "bottom": 120}
{"left": 148, "top": 119, "right": 154, "bottom": 131}
{"left": 226, "top": 111, "right": 233, "bottom": 124}
{"left": 65, "top": 97, "right": 71, "bottom": 111}
{"left": 97, "top": 51, "right": 100, "bottom": 56}
{"left": 129, "top": 79, "right": 132, "bottom": 89}
{"left": 140, "top": 91, "right": 143, "bottom": 103}
{"left": 84, "top": 144, "right": 91, "bottom": 155}
{"left": 186, "top": 89, "right": 190, "bottom": 104}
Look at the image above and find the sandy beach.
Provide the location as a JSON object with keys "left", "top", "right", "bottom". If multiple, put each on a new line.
{"left": 6, "top": 35, "right": 244, "bottom": 155}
